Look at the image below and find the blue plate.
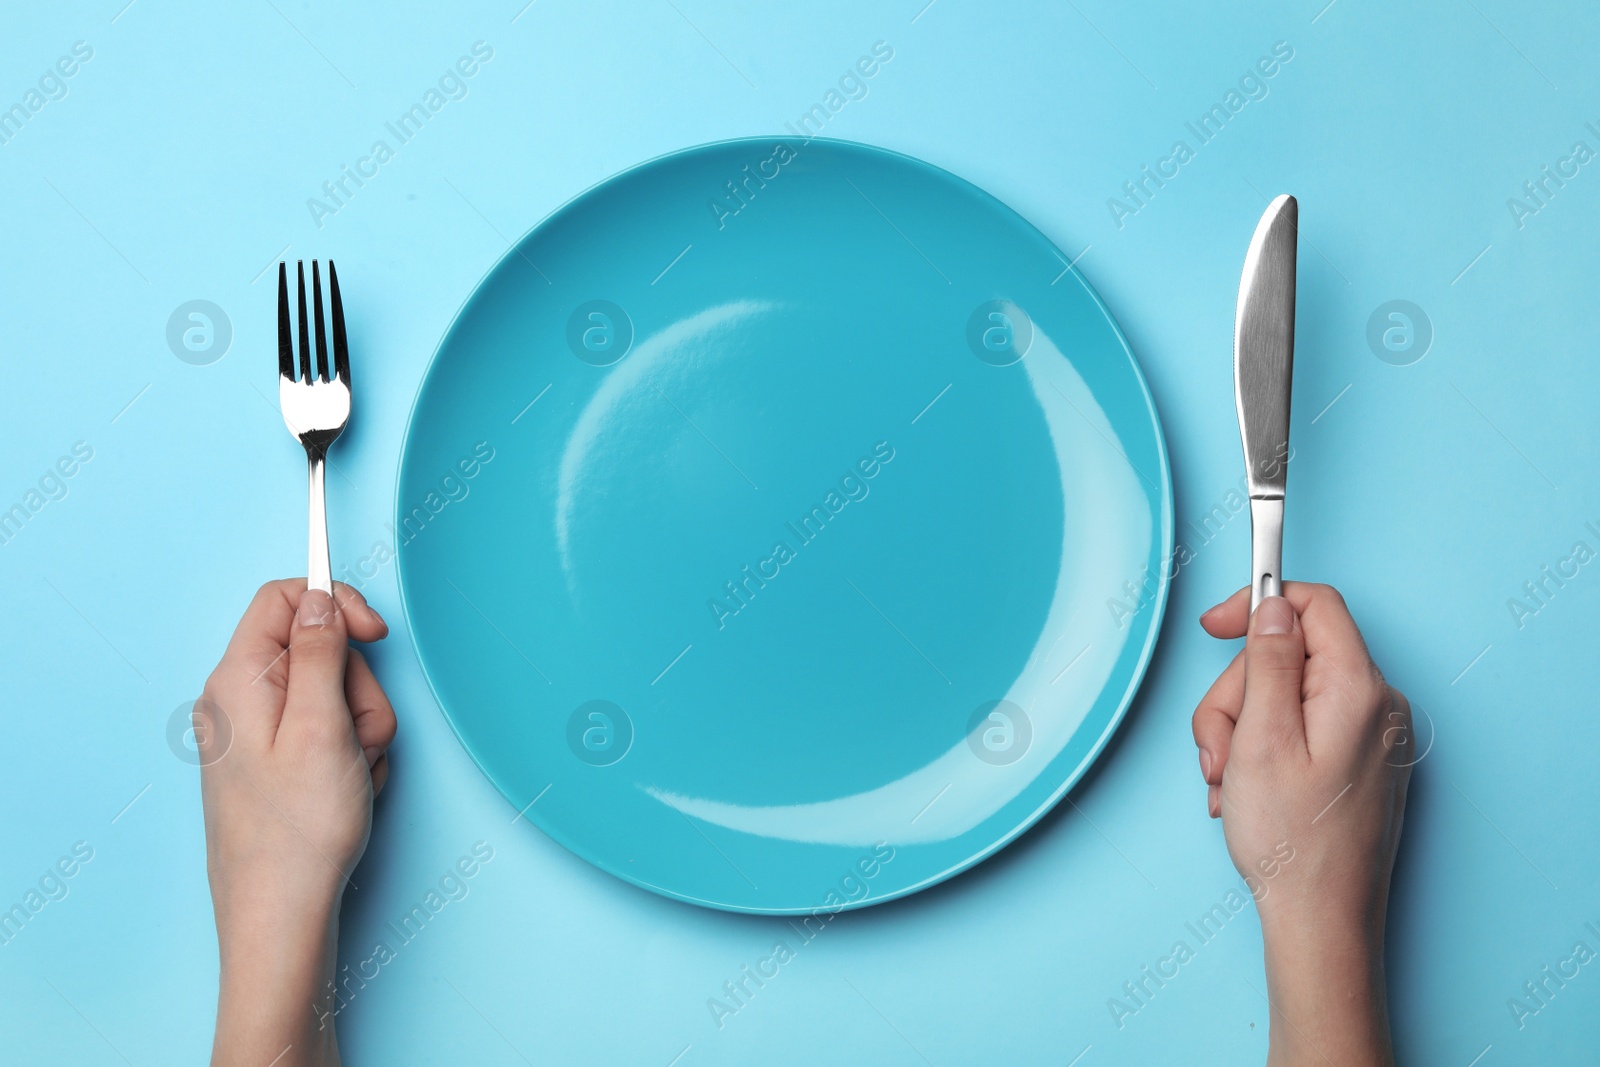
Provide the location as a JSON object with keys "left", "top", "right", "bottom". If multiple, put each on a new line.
{"left": 396, "top": 137, "right": 1172, "bottom": 914}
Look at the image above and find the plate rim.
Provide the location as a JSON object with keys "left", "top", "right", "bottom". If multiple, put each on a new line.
{"left": 394, "top": 134, "right": 1175, "bottom": 914}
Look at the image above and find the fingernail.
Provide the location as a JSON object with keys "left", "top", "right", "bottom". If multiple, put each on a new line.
{"left": 1208, "top": 786, "right": 1221, "bottom": 818}
{"left": 363, "top": 745, "right": 381, "bottom": 768}
{"left": 1198, "top": 748, "right": 1212, "bottom": 781}
{"left": 298, "top": 589, "right": 334, "bottom": 627}
{"left": 1254, "top": 596, "right": 1294, "bottom": 635}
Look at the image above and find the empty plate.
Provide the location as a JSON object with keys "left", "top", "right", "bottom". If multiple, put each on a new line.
{"left": 396, "top": 137, "right": 1172, "bottom": 914}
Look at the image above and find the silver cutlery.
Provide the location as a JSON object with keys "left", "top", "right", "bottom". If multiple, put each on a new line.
{"left": 278, "top": 260, "right": 351, "bottom": 596}
{"left": 1234, "top": 195, "right": 1297, "bottom": 611}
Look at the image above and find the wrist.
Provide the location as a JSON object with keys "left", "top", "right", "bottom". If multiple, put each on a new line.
{"left": 211, "top": 861, "right": 345, "bottom": 940}
{"left": 1260, "top": 911, "right": 1392, "bottom": 1067}
{"left": 213, "top": 886, "right": 343, "bottom": 1066}
{"left": 217, "top": 897, "right": 339, "bottom": 981}
{"left": 1263, "top": 918, "right": 1384, "bottom": 992}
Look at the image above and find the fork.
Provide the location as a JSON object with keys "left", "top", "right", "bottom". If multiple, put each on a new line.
{"left": 278, "top": 260, "right": 351, "bottom": 596}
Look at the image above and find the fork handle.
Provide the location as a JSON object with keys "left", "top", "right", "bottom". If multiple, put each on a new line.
{"left": 307, "top": 453, "right": 332, "bottom": 595}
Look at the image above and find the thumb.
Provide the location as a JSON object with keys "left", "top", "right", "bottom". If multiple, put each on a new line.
{"left": 281, "top": 588, "right": 352, "bottom": 737}
{"left": 1235, "top": 596, "right": 1307, "bottom": 752}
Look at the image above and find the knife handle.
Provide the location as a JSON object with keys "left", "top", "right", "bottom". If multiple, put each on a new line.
{"left": 1248, "top": 496, "right": 1283, "bottom": 612}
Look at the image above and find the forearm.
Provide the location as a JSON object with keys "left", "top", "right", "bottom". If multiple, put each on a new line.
{"left": 1261, "top": 916, "right": 1393, "bottom": 1067}
{"left": 212, "top": 889, "right": 342, "bottom": 1067}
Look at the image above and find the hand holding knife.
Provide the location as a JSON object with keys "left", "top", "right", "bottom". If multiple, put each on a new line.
{"left": 1234, "top": 195, "right": 1297, "bottom": 611}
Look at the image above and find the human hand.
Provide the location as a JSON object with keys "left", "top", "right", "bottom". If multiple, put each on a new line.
{"left": 1191, "top": 583, "right": 1411, "bottom": 1067}
{"left": 198, "top": 579, "right": 395, "bottom": 1066}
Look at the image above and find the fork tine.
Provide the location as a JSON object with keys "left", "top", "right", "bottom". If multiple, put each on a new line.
{"left": 311, "top": 260, "right": 330, "bottom": 383}
{"left": 296, "top": 260, "right": 312, "bottom": 383}
{"left": 277, "top": 263, "right": 293, "bottom": 380}
{"left": 328, "top": 260, "right": 350, "bottom": 385}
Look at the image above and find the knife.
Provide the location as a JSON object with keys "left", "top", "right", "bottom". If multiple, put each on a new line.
{"left": 1234, "top": 194, "right": 1297, "bottom": 611}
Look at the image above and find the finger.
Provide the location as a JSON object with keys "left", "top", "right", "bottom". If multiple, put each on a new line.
{"left": 1199, "top": 585, "right": 1251, "bottom": 638}
{"left": 1207, "top": 782, "right": 1220, "bottom": 819}
{"left": 279, "top": 588, "right": 354, "bottom": 742}
{"left": 1381, "top": 687, "right": 1414, "bottom": 759}
{"left": 1359, "top": 684, "right": 1416, "bottom": 770}
{"left": 214, "top": 579, "right": 385, "bottom": 690}
{"left": 1192, "top": 651, "right": 1244, "bottom": 785}
{"left": 1287, "top": 587, "right": 1382, "bottom": 712}
{"left": 1386, "top": 689, "right": 1412, "bottom": 846}
{"left": 1202, "top": 583, "right": 1370, "bottom": 663}
{"left": 1234, "top": 596, "right": 1308, "bottom": 753}
{"left": 211, "top": 579, "right": 303, "bottom": 692}
{"left": 331, "top": 583, "right": 389, "bottom": 643}
{"left": 202, "top": 580, "right": 313, "bottom": 742}
{"left": 371, "top": 752, "right": 390, "bottom": 796}
{"left": 346, "top": 649, "right": 397, "bottom": 759}
{"left": 190, "top": 693, "right": 236, "bottom": 770}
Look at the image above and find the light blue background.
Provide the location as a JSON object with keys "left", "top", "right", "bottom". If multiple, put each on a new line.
{"left": 1, "top": 1, "right": 1596, "bottom": 1064}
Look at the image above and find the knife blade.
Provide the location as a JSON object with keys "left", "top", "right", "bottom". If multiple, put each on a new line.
{"left": 1234, "top": 194, "right": 1297, "bottom": 610}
